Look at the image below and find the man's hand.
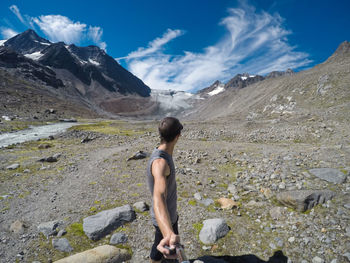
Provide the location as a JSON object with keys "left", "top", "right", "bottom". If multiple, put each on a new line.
{"left": 157, "top": 233, "right": 180, "bottom": 259}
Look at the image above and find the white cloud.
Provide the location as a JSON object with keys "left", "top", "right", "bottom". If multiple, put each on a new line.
{"left": 32, "top": 15, "right": 107, "bottom": 50}
{"left": 121, "top": 4, "right": 311, "bottom": 92}
{"left": 9, "top": 5, "right": 25, "bottom": 24}
{"left": 118, "top": 29, "right": 184, "bottom": 60}
{"left": 0, "top": 27, "right": 18, "bottom": 39}
{"left": 33, "top": 15, "right": 86, "bottom": 44}
{"left": 6, "top": 5, "right": 107, "bottom": 50}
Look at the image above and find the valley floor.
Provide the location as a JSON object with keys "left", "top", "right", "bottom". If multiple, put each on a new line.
{"left": 0, "top": 118, "right": 349, "bottom": 262}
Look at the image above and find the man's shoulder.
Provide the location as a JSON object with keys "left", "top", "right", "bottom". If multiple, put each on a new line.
{"left": 151, "top": 158, "right": 170, "bottom": 176}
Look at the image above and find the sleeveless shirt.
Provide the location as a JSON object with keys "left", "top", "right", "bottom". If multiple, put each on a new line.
{"left": 147, "top": 148, "right": 177, "bottom": 226}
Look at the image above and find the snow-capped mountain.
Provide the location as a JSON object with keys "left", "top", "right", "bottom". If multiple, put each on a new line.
{"left": 3, "top": 29, "right": 150, "bottom": 97}
{"left": 0, "top": 29, "right": 153, "bottom": 116}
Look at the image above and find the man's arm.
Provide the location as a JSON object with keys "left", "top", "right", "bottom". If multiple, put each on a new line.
{"left": 152, "top": 158, "right": 180, "bottom": 258}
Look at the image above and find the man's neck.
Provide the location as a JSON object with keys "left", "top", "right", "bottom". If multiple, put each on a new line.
{"left": 158, "top": 142, "right": 175, "bottom": 155}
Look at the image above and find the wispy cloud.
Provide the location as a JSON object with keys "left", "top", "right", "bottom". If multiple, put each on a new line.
{"left": 118, "top": 29, "right": 184, "bottom": 60}
{"left": 0, "top": 27, "right": 18, "bottom": 39}
{"left": 9, "top": 5, "right": 25, "bottom": 24}
{"left": 120, "top": 3, "right": 311, "bottom": 91}
{"left": 6, "top": 5, "right": 107, "bottom": 50}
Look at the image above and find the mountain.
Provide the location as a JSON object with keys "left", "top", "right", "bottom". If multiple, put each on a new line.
{"left": 0, "top": 29, "right": 152, "bottom": 117}
{"left": 225, "top": 73, "right": 265, "bottom": 89}
{"left": 187, "top": 41, "right": 350, "bottom": 124}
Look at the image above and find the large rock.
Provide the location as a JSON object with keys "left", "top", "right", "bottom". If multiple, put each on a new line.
{"left": 83, "top": 205, "right": 136, "bottom": 240}
{"left": 309, "top": 168, "right": 347, "bottom": 184}
{"left": 53, "top": 245, "right": 131, "bottom": 263}
{"left": 276, "top": 190, "right": 335, "bottom": 212}
{"left": 52, "top": 238, "right": 73, "bottom": 252}
{"left": 199, "top": 218, "right": 230, "bottom": 244}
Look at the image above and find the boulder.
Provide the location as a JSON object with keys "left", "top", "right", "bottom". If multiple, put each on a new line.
{"left": 38, "top": 220, "right": 60, "bottom": 238}
{"left": 53, "top": 245, "right": 131, "bottom": 263}
{"left": 276, "top": 190, "right": 335, "bottom": 212}
{"left": 52, "top": 238, "right": 73, "bottom": 252}
{"left": 110, "top": 232, "right": 128, "bottom": 245}
{"left": 199, "top": 218, "right": 230, "bottom": 244}
{"left": 309, "top": 168, "right": 347, "bottom": 184}
{"left": 83, "top": 205, "right": 136, "bottom": 240}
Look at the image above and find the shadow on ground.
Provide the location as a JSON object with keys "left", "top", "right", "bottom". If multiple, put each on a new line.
{"left": 188, "top": 250, "right": 288, "bottom": 263}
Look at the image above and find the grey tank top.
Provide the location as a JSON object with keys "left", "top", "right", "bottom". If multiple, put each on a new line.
{"left": 147, "top": 148, "right": 177, "bottom": 226}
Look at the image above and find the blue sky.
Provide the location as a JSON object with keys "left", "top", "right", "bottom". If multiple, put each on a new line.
{"left": 0, "top": 0, "right": 349, "bottom": 91}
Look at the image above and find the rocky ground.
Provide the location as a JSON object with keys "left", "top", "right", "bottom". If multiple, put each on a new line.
{"left": 0, "top": 118, "right": 349, "bottom": 263}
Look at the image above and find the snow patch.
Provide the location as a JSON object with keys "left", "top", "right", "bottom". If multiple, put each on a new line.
{"left": 88, "top": 58, "right": 100, "bottom": 66}
{"left": 208, "top": 84, "right": 225, "bottom": 96}
{"left": 33, "top": 40, "right": 50, "bottom": 46}
{"left": 241, "top": 76, "right": 248, "bottom": 80}
{"left": 2, "top": 116, "right": 11, "bottom": 121}
{"left": 24, "top": 51, "right": 44, "bottom": 60}
{"left": 249, "top": 75, "right": 255, "bottom": 78}
{"left": 0, "top": 40, "right": 6, "bottom": 46}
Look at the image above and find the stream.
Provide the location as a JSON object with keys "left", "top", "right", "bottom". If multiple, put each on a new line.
{"left": 0, "top": 122, "right": 80, "bottom": 148}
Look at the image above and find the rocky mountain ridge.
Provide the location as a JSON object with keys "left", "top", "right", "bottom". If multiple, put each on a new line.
{"left": 0, "top": 29, "right": 152, "bottom": 118}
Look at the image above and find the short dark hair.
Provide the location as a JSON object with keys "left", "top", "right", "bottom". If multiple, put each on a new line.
{"left": 158, "top": 117, "right": 183, "bottom": 143}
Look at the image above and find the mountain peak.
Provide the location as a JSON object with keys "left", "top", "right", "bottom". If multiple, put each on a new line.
{"left": 326, "top": 41, "right": 350, "bottom": 62}
{"left": 334, "top": 41, "right": 350, "bottom": 56}
{"left": 4, "top": 29, "right": 51, "bottom": 54}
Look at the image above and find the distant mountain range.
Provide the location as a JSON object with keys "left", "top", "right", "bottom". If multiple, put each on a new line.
{"left": 197, "top": 70, "right": 294, "bottom": 98}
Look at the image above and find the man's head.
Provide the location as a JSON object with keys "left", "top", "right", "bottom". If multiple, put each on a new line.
{"left": 158, "top": 117, "right": 183, "bottom": 143}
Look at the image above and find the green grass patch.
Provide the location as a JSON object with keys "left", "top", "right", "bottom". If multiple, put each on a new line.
{"left": 188, "top": 200, "right": 197, "bottom": 206}
{"left": 69, "top": 121, "right": 147, "bottom": 136}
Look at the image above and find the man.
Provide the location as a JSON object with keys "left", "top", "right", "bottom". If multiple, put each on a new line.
{"left": 147, "top": 117, "right": 183, "bottom": 263}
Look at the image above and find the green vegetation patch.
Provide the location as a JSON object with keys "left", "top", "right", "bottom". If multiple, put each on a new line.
{"left": 69, "top": 121, "right": 147, "bottom": 136}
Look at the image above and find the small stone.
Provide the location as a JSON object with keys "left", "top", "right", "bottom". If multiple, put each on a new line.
{"left": 269, "top": 207, "right": 283, "bottom": 220}
{"left": 216, "top": 197, "right": 239, "bottom": 209}
{"left": 269, "top": 243, "right": 276, "bottom": 249}
{"left": 288, "top": 236, "right": 295, "bottom": 243}
{"left": 227, "top": 184, "right": 237, "bottom": 195}
{"left": 279, "top": 182, "right": 286, "bottom": 189}
{"left": 52, "top": 238, "right": 73, "bottom": 252}
{"left": 133, "top": 201, "right": 149, "bottom": 212}
{"left": 57, "top": 229, "right": 66, "bottom": 237}
{"left": 312, "top": 256, "right": 324, "bottom": 263}
{"left": 38, "top": 144, "right": 51, "bottom": 149}
{"left": 344, "top": 203, "right": 350, "bottom": 209}
{"left": 199, "top": 198, "right": 214, "bottom": 207}
{"left": 194, "top": 193, "right": 202, "bottom": 201}
{"left": 127, "top": 151, "right": 147, "bottom": 161}
{"left": 6, "top": 163, "right": 20, "bottom": 170}
{"left": 110, "top": 232, "right": 128, "bottom": 245}
{"left": 23, "top": 169, "right": 30, "bottom": 173}
{"left": 194, "top": 260, "right": 205, "bottom": 263}
{"left": 10, "top": 220, "right": 25, "bottom": 234}
{"left": 37, "top": 221, "right": 60, "bottom": 238}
